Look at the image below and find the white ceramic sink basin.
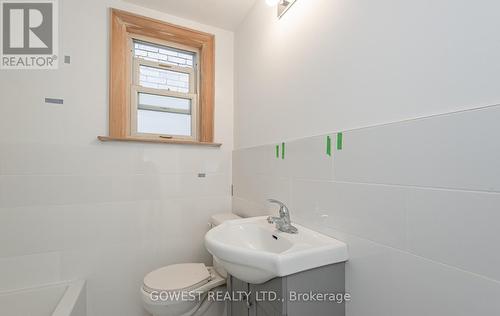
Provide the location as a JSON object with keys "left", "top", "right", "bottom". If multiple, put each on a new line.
{"left": 205, "top": 216, "right": 348, "bottom": 284}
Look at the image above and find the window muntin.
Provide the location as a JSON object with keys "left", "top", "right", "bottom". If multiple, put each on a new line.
{"left": 130, "top": 39, "right": 198, "bottom": 139}
{"left": 138, "top": 93, "right": 191, "bottom": 113}
{"left": 134, "top": 40, "right": 195, "bottom": 68}
{"left": 139, "top": 65, "right": 190, "bottom": 93}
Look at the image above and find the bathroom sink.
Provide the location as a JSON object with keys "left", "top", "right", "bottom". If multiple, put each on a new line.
{"left": 205, "top": 216, "right": 348, "bottom": 284}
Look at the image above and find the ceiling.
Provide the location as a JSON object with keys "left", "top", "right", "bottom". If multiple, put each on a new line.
{"left": 124, "top": 0, "right": 257, "bottom": 30}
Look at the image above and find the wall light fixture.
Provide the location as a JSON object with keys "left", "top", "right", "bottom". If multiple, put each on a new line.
{"left": 266, "top": 0, "right": 297, "bottom": 18}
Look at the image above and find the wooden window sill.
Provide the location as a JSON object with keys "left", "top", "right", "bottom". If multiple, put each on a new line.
{"left": 97, "top": 136, "right": 222, "bottom": 147}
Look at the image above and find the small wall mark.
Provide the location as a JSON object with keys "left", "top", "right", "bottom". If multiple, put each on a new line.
{"left": 45, "top": 98, "right": 64, "bottom": 104}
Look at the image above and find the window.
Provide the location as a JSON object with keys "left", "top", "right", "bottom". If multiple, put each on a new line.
{"left": 131, "top": 40, "right": 198, "bottom": 139}
{"left": 101, "top": 9, "right": 218, "bottom": 146}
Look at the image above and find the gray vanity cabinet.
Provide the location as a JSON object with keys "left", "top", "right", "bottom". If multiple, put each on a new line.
{"left": 227, "top": 263, "right": 345, "bottom": 316}
{"left": 229, "top": 276, "right": 251, "bottom": 316}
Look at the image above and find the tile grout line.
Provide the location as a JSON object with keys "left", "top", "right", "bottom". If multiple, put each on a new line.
{"left": 291, "top": 214, "right": 500, "bottom": 287}
{"left": 234, "top": 173, "right": 500, "bottom": 195}
{"left": 234, "top": 102, "right": 500, "bottom": 151}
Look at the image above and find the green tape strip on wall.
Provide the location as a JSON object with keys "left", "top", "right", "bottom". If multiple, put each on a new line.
{"left": 282, "top": 142, "right": 285, "bottom": 160}
{"left": 276, "top": 144, "right": 280, "bottom": 158}
{"left": 326, "top": 136, "right": 332, "bottom": 156}
{"left": 337, "top": 132, "right": 343, "bottom": 150}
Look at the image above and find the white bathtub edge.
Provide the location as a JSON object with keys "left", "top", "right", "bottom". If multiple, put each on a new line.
{"left": 52, "top": 280, "right": 86, "bottom": 316}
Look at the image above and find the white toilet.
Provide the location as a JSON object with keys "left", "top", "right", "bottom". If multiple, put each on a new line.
{"left": 141, "top": 213, "right": 241, "bottom": 316}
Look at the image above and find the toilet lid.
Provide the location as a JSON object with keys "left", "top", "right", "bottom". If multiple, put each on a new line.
{"left": 143, "top": 263, "right": 211, "bottom": 293}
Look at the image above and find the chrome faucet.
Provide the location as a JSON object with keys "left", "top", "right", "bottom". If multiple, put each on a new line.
{"left": 267, "top": 199, "right": 298, "bottom": 234}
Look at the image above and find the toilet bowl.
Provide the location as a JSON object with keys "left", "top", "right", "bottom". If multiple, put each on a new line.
{"left": 141, "top": 213, "right": 241, "bottom": 316}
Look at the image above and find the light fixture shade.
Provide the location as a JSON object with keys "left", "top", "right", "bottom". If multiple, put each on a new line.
{"left": 266, "top": 0, "right": 280, "bottom": 7}
{"left": 278, "top": 0, "right": 296, "bottom": 18}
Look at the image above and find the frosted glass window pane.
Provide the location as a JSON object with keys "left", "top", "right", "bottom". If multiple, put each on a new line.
{"left": 137, "top": 110, "right": 191, "bottom": 136}
{"left": 139, "top": 65, "right": 190, "bottom": 93}
{"left": 138, "top": 93, "right": 191, "bottom": 112}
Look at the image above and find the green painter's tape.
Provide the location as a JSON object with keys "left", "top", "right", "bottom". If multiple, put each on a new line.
{"left": 337, "top": 132, "right": 343, "bottom": 150}
{"left": 282, "top": 142, "right": 285, "bottom": 160}
{"left": 276, "top": 145, "right": 280, "bottom": 158}
{"left": 326, "top": 136, "right": 332, "bottom": 156}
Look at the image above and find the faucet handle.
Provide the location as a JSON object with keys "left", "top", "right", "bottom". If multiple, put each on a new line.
{"left": 267, "top": 199, "right": 289, "bottom": 218}
{"left": 267, "top": 200, "right": 298, "bottom": 234}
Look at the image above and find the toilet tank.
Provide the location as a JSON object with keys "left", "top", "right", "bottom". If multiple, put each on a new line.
{"left": 208, "top": 213, "right": 241, "bottom": 278}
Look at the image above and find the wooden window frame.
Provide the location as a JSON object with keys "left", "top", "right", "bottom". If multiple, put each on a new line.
{"left": 100, "top": 9, "right": 218, "bottom": 146}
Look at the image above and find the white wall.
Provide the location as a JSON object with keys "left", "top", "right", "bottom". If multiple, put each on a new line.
{"left": 233, "top": 1, "right": 500, "bottom": 315}
{"left": 235, "top": 0, "right": 500, "bottom": 148}
{"left": 0, "top": 1, "right": 234, "bottom": 316}
{"left": 233, "top": 106, "right": 500, "bottom": 315}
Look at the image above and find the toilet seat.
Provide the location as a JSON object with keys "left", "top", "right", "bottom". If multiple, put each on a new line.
{"left": 143, "top": 263, "right": 211, "bottom": 294}
{"left": 141, "top": 264, "right": 227, "bottom": 316}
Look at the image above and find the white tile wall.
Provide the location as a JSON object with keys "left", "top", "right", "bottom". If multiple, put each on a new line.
{"left": 0, "top": 2, "right": 234, "bottom": 316}
{"left": 232, "top": 105, "right": 500, "bottom": 315}
{"left": 291, "top": 180, "right": 408, "bottom": 250}
{"left": 334, "top": 106, "right": 500, "bottom": 192}
{"left": 287, "top": 135, "right": 334, "bottom": 180}
{"left": 233, "top": 174, "right": 291, "bottom": 213}
{"left": 407, "top": 188, "right": 500, "bottom": 282}
{"left": 0, "top": 252, "right": 61, "bottom": 291}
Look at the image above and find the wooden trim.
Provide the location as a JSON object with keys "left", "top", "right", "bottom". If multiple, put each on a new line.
{"left": 131, "top": 33, "right": 200, "bottom": 55}
{"left": 108, "top": 9, "right": 216, "bottom": 143}
{"left": 109, "top": 11, "right": 131, "bottom": 137}
{"left": 98, "top": 136, "right": 221, "bottom": 147}
{"left": 199, "top": 39, "right": 215, "bottom": 142}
